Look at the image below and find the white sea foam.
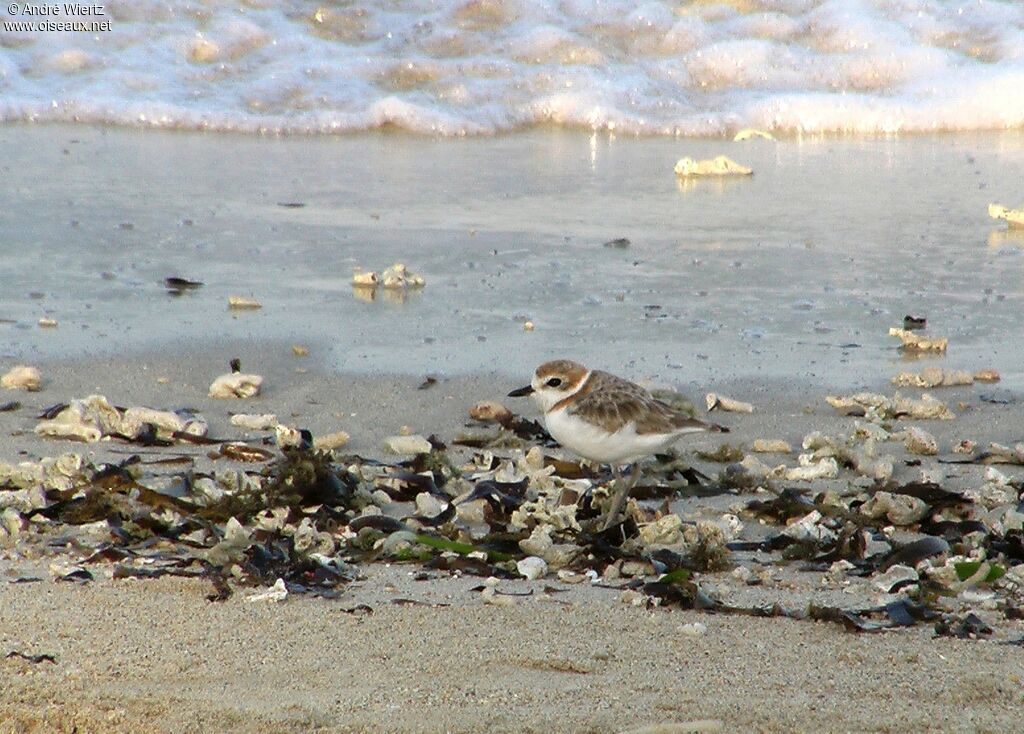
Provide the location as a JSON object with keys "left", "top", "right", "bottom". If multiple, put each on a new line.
{"left": 1, "top": 0, "right": 1022, "bottom": 136}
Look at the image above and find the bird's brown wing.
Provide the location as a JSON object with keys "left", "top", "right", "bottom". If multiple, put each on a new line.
{"left": 566, "top": 371, "right": 717, "bottom": 435}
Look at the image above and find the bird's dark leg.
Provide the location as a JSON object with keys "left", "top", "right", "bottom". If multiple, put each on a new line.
{"left": 603, "top": 463, "right": 640, "bottom": 530}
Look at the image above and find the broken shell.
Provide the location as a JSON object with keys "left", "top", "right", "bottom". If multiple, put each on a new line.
{"left": 352, "top": 270, "right": 379, "bottom": 287}
{"left": 782, "top": 510, "right": 836, "bottom": 543}
{"left": 872, "top": 564, "right": 919, "bottom": 594}
{"left": 209, "top": 372, "right": 263, "bottom": 398}
{"left": 888, "top": 327, "right": 947, "bottom": 352}
{"left": 900, "top": 427, "right": 938, "bottom": 456}
{"left": 705, "top": 393, "right": 753, "bottom": 413}
{"left": 292, "top": 345, "right": 310, "bottom": 357}
{"left": 988, "top": 202, "right": 1024, "bottom": 229}
{"left": 313, "top": 431, "right": 350, "bottom": 451}
{"left": 516, "top": 556, "right": 548, "bottom": 581}
{"left": 674, "top": 155, "right": 752, "bottom": 177}
{"left": 679, "top": 622, "right": 708, "bottom": 637}
{"left": 784, "top": 457, "right": 838, "bottom": 481}
{"left": 230, "top": 413, "right": 278, "bottom": 431}
{"left": 973, "top": 369, "right": 1000, "bottom": 383}
{"left": 414, "top": 492, "right": 447, "bottom": 519}
{"left": 523, "top": 320, "right": 534, "bottom": 331}
{"left": 383, "top": 434, "right": 432, "bottom": 455}
{"left": 953, "top": 439, "right": 977, "bottom": 454}
{"left": 2, "top": 365, "right": 41, "bottom": 391}
{"left": 751, "top": 439, "right": 790, "bottom": 453}
{"left": 227, "top": 296, "right": 262, "bottom": 310}
{"left": 246, "top": 578, "right": 288, "bottom": 603}
{"left": 860, "top": 492, "right": 929, "bottom": 526}
{"left": 380, "top": 263, "right": 426, "bottom": 289}
{"left": 469, "top": 401, "right": 512, "bottom": 424}
{"left": 733, "top": 128, "right": 774, "bottom": 142}
{"left": 38, "top": 318, "right": 58, "bottom": 328}
{"left": 891, "top": 367, "right": 972, "bottom": 388}
{"left": 274, "top": 424, "right": 302, "bottom": 449}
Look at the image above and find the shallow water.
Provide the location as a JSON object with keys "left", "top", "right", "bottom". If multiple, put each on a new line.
{"left": 2, "top": 0, "right": 1023, "bottom": 136}
{"left": 1, "top": 125, "right": 1023, "bottom": 390}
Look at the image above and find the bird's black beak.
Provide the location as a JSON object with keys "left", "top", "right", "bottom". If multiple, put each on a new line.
{"left": 508, "top": 385, "right": 534, "bottom": 397}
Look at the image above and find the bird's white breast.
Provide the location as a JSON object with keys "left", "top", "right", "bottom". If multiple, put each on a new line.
{"left": 544, "top": 407, "right": 689, "bottom": 464}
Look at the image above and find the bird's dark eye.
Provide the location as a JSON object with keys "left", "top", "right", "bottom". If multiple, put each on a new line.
{"left": 546, "top": 377, "right": 563, "bottom": 388}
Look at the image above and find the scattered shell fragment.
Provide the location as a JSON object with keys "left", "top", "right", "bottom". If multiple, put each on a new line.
{"left": 381, "top": 263, "right": 426, "bottom": 289}
{"left": 783, "top": 457, "right": 838, "bottom": 481}
{"left": 469, "top": 401, "right": 512, "bottom": 424}
{"left": 974, "top": 370, "right": 1000, "bottom": 383}
{"left": 751, "top": 439, "right": 791, "bottom": 453}
{"left": 825, "top": 392, "right": 952, "bottom": 420}
{"left": 352, "top": 270, "right": 379, "bottom": 287}
{"left": 38, "top": 318, "right": 58, "bottom": 328}
{"left": 516, "top": 556, "right": 548, "bottom": 581}
{"left": 892, "top": 368, "right": 972, "bottom": 388}
{"left": 292, "top": 345, "right": 310, "bottom": 357}
{"left": 275, "top": 424, "right": 303, "bottom": 448}
{"left": 209, "top": 372, "right": 263, "bottom": 398}
{"left": 988, "top": 203, "right": 1024, "bottom": 229}
{"left": 230, "top": 413, "right": 278, "bottom": 431}
{"left": 313, "top": 431, "right": 351, "bottom": 451}
{"left": 860, "top": 492, "right": 929, "bottom": 526}
{"left": 383, "top": 434, "right": 432, "bottom": 455}
{"left": 1, "top": 365, "right": 41, "bottom": 391}
{"left": 523, "top": 320, "right": 534, "bottom": 331}
{"left": 872, "top": 564, "right": 919, "bottom": 594}
{"left": 899, "top": 427, "right": 939, "bottom": 456}
{"left": 674, "top": 156, "right": 752, "bottom": 177}
{"left": 227, "top": 296, "right": 262, "bottom": 310}
{"left": 246, "top": 578, "right": 288, "bottom": 603}
{"left": 888, "top": 327, "right": 947, "bottom": 353}
{"left": 679, "top": 622, "right": 707, "bottom": 637}
{"left": 705, "top": 393, "right": 753, "bottom": 413}
{"left": 733, "top": 128, "right": 774, "bottom": 142}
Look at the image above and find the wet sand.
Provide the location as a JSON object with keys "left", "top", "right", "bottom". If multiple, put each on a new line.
{"left": 2, "top": 125, "right": 1024, "bottom": 732}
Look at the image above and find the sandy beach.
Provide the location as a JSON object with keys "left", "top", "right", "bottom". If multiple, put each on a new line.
{"left": 2, "top": 124, "right": 1024, "bottom": 733}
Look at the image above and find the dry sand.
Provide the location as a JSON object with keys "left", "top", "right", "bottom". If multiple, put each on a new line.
{"left": 2, "top": 348, "right": 1023, "bottom": 733}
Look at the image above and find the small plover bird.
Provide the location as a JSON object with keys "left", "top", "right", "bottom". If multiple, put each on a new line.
{"left": 509, "top": 359, "right": 726, "bottom": 529}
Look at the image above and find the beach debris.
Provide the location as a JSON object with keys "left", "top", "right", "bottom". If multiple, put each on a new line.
{"left": 230, "top": 413, "right": 278, "bottom": 431}
{"left": 0, "top": 401, "right": 20, "bottom": 412}
{"left": 469, "top": 401, "right": 513, "bottom": 424}
{"left": 751, "top": 439, "right": 791, "bottom": 453}
{"left": 602, "top": 238, "right": 630, "bottom": 248}
{"left": 705, "top": 393, "right": 753, "bottom": 413}
{"left": 313, "top": 431, "right": 351, "bottom": 451}
{"left": 382, "top": 263, "right": 426, "bottom": 289}
{"left": 292, "top": 345, "right": 310, "bottom": 357}
{"left": 227, "top": 296, "right": 262, "bottom": 310}
{"left": 246, "top": 578, "right": 289, "bottom": 603}
{"left": 523, "top": 320, "right": 535, "bottom": 331}
{"left": 209, "top": 361, "right": 263, "bottom": 398}
{"left": 674, "top": 156, "right": 752, "bottom": 177}
{"left": 33, "top": 394, "right": 209, "bottom": 444}
{"left": 164, "top": 277, "right": 203, "bottom": 294}
{"left": 5, "top": 377, "right": 1024, "bottom": 639}
{"left": 903, "top": 315, "right": 927, "bottom": 330}
{"left": 825, "top": 392, "right": 953, "bottom": 420}
{"left": 2, "top": 366, "right": 41, "bottom": 391}
{"left": 38, "top": 318, "right": 58, "bottom": 328}
{"left": 733, "top": 128, "right": 775, "bottom": 141}
{"left": 418, "top": 376, "right": 438, "bottom": 390}
{"left": 352, "top": 270, "right": 379, "bottom": 287}
{"left": 888, "top": 327, "right": 947, "bottom": 353}
{"left": 516, "top": 556, "right": 548, "bottom": 580}
{"left": 384, "top": 435, "right": 432, "bottom": 455}
{"left": 5, "top": 651, "right": 57, "bottom": 665}
{"left": 898, "top": 427, "right": 939, "bottom": 456}
{"left": 891, "top": 368, "right": 972, "bottom": 388}
{"left": 988, "top": 203, "right": 1024, "bottom": 229}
